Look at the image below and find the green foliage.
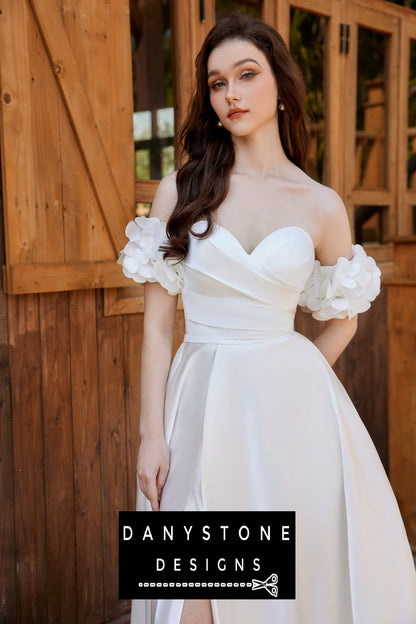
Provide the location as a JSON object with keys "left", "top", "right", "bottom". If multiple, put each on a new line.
{"left": 215, "top": 1, "right": 262, "bottom": 21}
{"left": 290, "top": 9, "right": 324, "bottom": 124}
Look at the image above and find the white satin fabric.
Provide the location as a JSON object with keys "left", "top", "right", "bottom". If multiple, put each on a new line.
{"left": 130, "top": 221, "right": 416, "bottom": 624}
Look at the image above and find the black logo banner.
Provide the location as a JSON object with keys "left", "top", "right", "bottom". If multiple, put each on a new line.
{"left": 119, "top": 511, "right": 295, "bottom": 599}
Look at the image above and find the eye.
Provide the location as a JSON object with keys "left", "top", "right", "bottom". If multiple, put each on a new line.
{"left": 240, "top": 71, "right": 257, "bottom": 80}
{"left": 209, "top": 80, "right": 226, "bottom": 90}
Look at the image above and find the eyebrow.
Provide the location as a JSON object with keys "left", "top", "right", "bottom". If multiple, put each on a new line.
{"left": 207, "top": 58, "right": 261, "bottom": 79}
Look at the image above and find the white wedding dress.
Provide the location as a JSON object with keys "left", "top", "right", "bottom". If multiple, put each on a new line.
{"left": 118, "top": 216, "right": 416, "bottom": 624}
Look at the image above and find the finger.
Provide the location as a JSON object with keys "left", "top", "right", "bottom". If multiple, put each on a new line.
{"left": 146, "top": 482, "right": 159, "bottom": 511}
{"left": 156, "top": 467, "right": 168, "bottom": 490}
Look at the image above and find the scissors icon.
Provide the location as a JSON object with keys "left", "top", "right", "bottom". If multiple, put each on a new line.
{"left": 251, "top": 573, "right": 278, "bottom": 597}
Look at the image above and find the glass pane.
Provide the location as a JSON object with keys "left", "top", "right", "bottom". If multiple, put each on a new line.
{"left": 131, "top": 0, "right": 174, "bottom": 180}
{"left": 216, "top": 1, "right": 262, "bottom": 22}
{"left": 290, "top": 10, "right": 326, "bottom": 183}
{"left": 407, "top": 39, "right": 416, "bottom": 189}
{"left": 355, "top": 28, "right": 387, "bottom": 188}
{"left": 354, "top": 205, "right": 386, "bottom": 244}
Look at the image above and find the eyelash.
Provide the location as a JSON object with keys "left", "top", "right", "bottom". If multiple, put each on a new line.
{"left": 209, "top": 71, "right": 258, "bottom": 90}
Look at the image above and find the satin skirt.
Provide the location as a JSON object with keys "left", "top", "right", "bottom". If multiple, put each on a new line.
{"left": 131, "top": 331, "right": 416, "bottom": 624}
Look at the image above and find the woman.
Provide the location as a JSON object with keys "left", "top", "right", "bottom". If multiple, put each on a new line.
{"left": 119, "top": 11, "right": 416, "bottom": 624}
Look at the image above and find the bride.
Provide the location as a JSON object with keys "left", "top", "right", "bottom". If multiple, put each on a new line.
{"left": 119, "top": 11, "right": 416, "bottom": 624}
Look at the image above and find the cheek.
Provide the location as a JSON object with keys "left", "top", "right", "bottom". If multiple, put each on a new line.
{"left": 209, "top": 91, "right": 222, "bottom": 115}
{"left": 258, "top": 78, "right": 278, "bottom": 114}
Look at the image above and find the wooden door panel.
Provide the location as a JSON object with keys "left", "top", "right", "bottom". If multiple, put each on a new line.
{"left": 0, "top": 0, "right": 135, "bottom": 294}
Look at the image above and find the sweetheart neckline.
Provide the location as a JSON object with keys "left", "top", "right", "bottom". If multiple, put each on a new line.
{"left": 193, "top": 220, "right": 315, "bottom": 257}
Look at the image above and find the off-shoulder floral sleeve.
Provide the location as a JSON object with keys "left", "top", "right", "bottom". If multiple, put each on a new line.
{"left": 117, "top": 216, "right": 184, "bottom": 295}
{"left": 298, "top": 244, "right": 381, "bottom": 321}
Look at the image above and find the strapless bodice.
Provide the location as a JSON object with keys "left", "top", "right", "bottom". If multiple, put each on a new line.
{"left": 182, "top": 221, "right": 315, "bottom": 344}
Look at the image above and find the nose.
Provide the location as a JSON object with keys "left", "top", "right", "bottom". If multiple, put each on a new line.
{"left": 225, "top": 81, "right": 240, "bottom": 103}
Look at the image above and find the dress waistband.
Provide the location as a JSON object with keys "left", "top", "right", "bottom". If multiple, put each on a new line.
{"left": 183, "top": 324, "right": 294, "bottom": 345}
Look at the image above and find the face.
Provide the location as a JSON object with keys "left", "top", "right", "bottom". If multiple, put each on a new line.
{"left": 207, "top": 38, "right": 279, "bottom": 137}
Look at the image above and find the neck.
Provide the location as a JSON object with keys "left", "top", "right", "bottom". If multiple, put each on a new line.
{"left": 231, "top": 117, "right": 290, "bottom": 178}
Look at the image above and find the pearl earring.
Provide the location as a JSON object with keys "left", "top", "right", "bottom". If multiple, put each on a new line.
{"left": 279, "top": 102, "right": 285, "bottom": 111}
{"left": 217, "top": 120, "right": 223, "bottom": 127}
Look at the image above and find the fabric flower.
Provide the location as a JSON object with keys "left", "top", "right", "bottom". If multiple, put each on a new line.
{"left": 298, "top": 244, "right": 381, "bottom": 321}
{"left": 117, "top": 216, "right": 184, "bottom": 295}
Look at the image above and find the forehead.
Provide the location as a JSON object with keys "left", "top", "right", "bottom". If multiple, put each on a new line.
{"left": 207, "top": 39, "right": 269, "bottom": 73}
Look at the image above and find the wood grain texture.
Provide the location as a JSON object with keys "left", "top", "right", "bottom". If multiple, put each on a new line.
{"left": 39, "top": 291, "right": 77, "bottom": 623}
{"left": 0, "top": 155, "right": 17, "bottom": 623}
{"left": 96, "top": 292, "right": 130, "bottom": 620}
{"left": 0, "top": 0, "right": 37, "bottom": 265}
{"left": 4, "top": 260, "right": 134, "bottom": 294}
{"left": 0, "top": 0, "right": 134, "bottom": 294}
{"left": 123, "top": 313, "right": 142, "bottom": 513}
{"left": 8, "top": 293, "right": 47, "bottom": 623}
{"left": 388, "top": 284, "right": 416, "bottom": 550}
{"left": 388, "top": 242, "right": 416, "bottom": 549}
{"left": 28, "top": 0, "right": 128, "bottom": 252}
{"left": 69, "top": 289, "right": 104, "bottom": 623}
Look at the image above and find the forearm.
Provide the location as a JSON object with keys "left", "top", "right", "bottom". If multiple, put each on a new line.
{"left": 139, "top": 323, "right": 175, "bottom": 439}
{"left": 312, "top": 316, "right": 358, "bottom": 367}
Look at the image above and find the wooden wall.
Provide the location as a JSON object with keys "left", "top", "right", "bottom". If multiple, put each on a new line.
{"left": 0, "top": 1, "right": 411, "bottom": 623}
{"left": 0, "top": 283, "right": 187, "bottom": 623}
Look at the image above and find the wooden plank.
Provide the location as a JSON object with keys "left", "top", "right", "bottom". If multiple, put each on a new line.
{"left": 39, "top": 292, "right": 76, "bottom": 624}
{"left": 343, "top": 14, "right": 358, "bottom": 223}
{"left": 289, "top": 0, "right": 333, "bottom": 17}
{"left": 135, "top": 179, "right": 159, "bottom": 203}
{"left": 262, "top": 0, "right": 277, "bottom": 29}
{"left": 104, "top": 286, "right": 184, "bottom": 317}
{"left": 388, "top": 241, "right": 416, "bottom": 548}
{"left": 400, "top": 21, "right": 416, "bottom": 235}
{"left": 60, "top": 0, "right": 112, "bottom": 263}
{"left": 69, "top": 289, "right": 104, "bottom": 624}
{"left": 96, "top": 293, "right": 129, "bottom": 620}
{"left": 8, "top": 293, "right": 47, "bottom": 622}
{"left": 388, "top": 285, "right": 416, "bottom": 549}
{"left": 0, "top": 175, "right": 17, "bottom": 622}
{"left": 172, "top": 0, "right": 215, "bottom": 151}
{"left": 324, "top": 1, "right": 343, "bottom": 190}
{"left": 4, "top": 260, "right": 134, "bottom": 294}
{"left": 353, "top": 0, "right": 416, "bottom": 21}
{"left": 61, "top": 0, "right": 134, "bottom": 262}
{"left": 123, "top": 313, "right": 142, "bottom": 512}
{"left": 0, "top": 0, "right": 37, "bottom": 265}
{"left": 349, "top": 189, "right": 393, "bottom": 206}
{"left": 28, "top": 0, "right": 128, "bottom": 253}
{"left": 276, "top": 0, "right": 290, "bottom": 42}
{"left": 28, "top": 3, "right": 65, "bottom": 264}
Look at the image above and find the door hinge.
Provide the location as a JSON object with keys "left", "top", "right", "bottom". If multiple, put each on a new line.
{"left": 340, "top": 23, "right": 350, "bottom": 55}
{"left": 200, "top": 0, "right": 205, "bottom": 22}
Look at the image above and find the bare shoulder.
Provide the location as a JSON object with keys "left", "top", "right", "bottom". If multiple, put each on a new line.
{"left": 149, "top": 171, "right": 178, "bottom": 222}
{"left": 305, "top": 181, "right": 352, "bottom": 263}
{"left": 311, "top": 184, "right": 347, "bottom": 224}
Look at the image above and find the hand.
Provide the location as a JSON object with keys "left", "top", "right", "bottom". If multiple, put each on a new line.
{"left": 137, "top": 434, "right": 170, "bottom": 511}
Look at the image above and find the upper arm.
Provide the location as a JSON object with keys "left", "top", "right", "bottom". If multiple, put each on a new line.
{"left": 143, "top": 281, "right": 178, "bottom": 338}
{"left": 312, "top": 189, "right": 357, "bottom": 332}
{"left": 145, "top": 171, "right": 180, "bottom": 330}
{"left": 314, "top": 189, "right": 352, "bottom": 265}
{"left": 149, "top": 171, "right": 178, "bottom": 222}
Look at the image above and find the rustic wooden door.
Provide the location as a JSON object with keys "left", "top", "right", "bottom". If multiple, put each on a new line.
{"left": 0, "top": 1, "right": 136, "bottom": 623}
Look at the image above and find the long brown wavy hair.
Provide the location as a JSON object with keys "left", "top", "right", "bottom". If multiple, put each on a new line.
{"left": 161, "top": 11, "right": 309, "bottom": 261}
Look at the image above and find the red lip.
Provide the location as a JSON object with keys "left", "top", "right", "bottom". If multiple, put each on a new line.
{"left": 227, "top": 108, "right": 248, "bottom": 119}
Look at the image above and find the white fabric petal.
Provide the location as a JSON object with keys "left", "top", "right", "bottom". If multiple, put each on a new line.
{"left": 117, "top": 216, "right": 184, "bottom": 295}
{"left": 298, "top": 244, "right": 381, "bottom": 321}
